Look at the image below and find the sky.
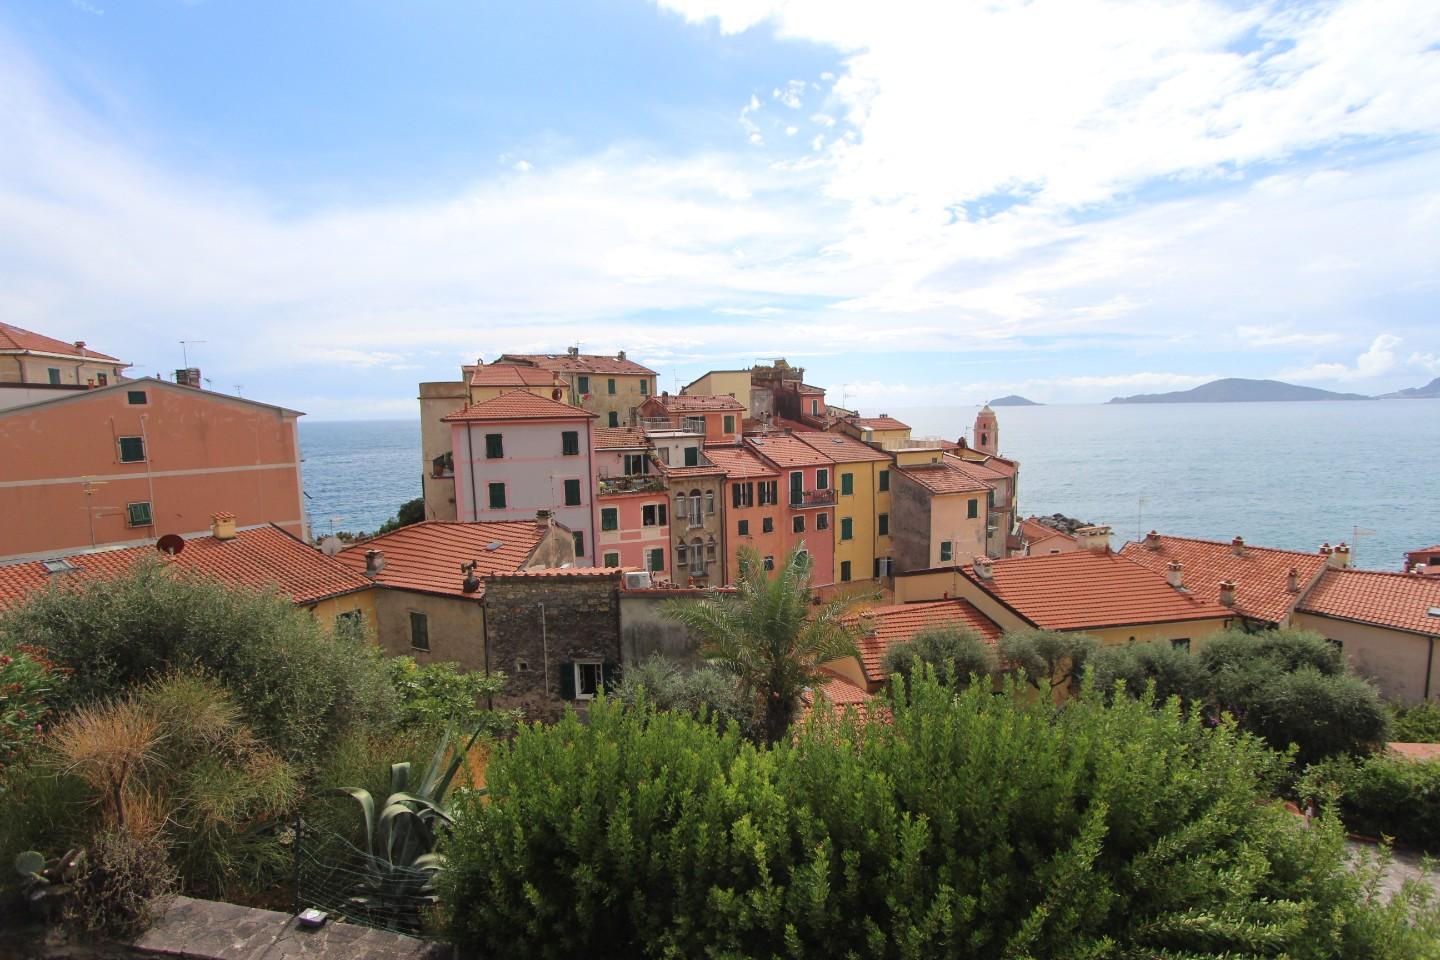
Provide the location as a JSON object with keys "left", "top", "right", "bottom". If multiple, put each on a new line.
{"left": 1, "top": 0, "right": 1438, "bottom": 419}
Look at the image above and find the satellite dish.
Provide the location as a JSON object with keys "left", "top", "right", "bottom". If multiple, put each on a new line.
{"left": 156, "top": 534, "right": 186, "bottom": 556}
{"left": 317, "top": 536, "right": 344, "bottom": 556}
{"left": 552, "top": 387, "right": 563, "bottom": 401}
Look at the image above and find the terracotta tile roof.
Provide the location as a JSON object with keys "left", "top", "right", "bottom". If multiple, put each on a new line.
{"left": 0, "top": 526, "right": 371, "bottom": 611}
{"left": 946, "top": 454, "right": 1012, "bottom": 482}
{"left": 964, "top": 550, "right": 1232, "bottom": 632}
{"left": 703, "top": 445, "right": 778, "bottom": 479}
{"left": 1388, "top": 743, "right": 1440, "bottom": 763}
{"left": 442, "top": 390, "right": 596, "bottom": 422}
{"left": 849, "top": 416, "right": 910, "bottom": 431}
{"left": 649, "top": 394, "right": 744, "bottom": 413}
{"left": 850, "top": 599, "right": 1002, "bottom": 682}
{"left": 469, "top": 366, "right": 565, "bottom": 388}
{"left": 1297, "top": 568, "right": 1440, "bottom": 637}
{"left": 811, "top": 669, "right": 873, "bottom": 706}
{"left": 1119, "top": 535, "right": 1327, "bottom": 624}
{"left": 657, "top": 463, "right": 724, "bottom": 478}
{"left": 795, "top": 383, "right": 826, "bottom": 395}
{"left": 0, "top": 322, "right": 124, "bottom": 363}
{"left": 336, "top": 521, "right": 546, "bottom": 599}
{"left": 770, "top": 416, "right": 820, "bottom": 433}
{"left": 895, "top": 460, "right": 993, "bottom": 496}
{"left": 793, "top": 432, "right": 892, "bottom": 464}
{"left": 485, "top": 567, "right": 624, "bottom": 580}
{"left": 497, "top": 353, "right": 657, "bottom": 376}
{"left": 593, "top": 427, "right": 649, "bottom": 450}
{"left": 1020, "top": 518, "right": 1078, "bottom": 545}
{"left": 745, "top": 434, "right": 834, "bottom": 469}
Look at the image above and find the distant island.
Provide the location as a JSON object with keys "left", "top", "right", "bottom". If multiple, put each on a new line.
{"left": 1109, "top": 378, "right": 1370, "bottom": 404}
{"left": 988, "top": 394, "right": 1041, "bottom": 406}
{"left": 1376, "top": 376, "right": 1440, "bottom": 400}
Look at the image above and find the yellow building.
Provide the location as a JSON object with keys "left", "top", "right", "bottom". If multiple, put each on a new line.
{"left": 834, "top": 414, "right": 913, "bottom": 447}
{"left": 0, "top": 322, "right": 130, "bottom": 389}
{"left": 494, "top": 349, "right": 657, "bottom": 428}
{"left": 682, "top": 369, "right": 753, "bottom": 420}
{"left": 888, "top": 444, "right": 992, "bottom": 573}
{"left": 794, "top": 432, "right": 894, "bottom": 585}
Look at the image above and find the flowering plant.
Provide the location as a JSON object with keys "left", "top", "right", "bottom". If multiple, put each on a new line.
{"left": 1, "top": 644, "right": 65, "bottom": 767}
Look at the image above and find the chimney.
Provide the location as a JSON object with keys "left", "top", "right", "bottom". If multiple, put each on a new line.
{"left": 1332, "top": 542, "right": 1351, "bottom": 569}
{"left": 535, "top": 509, "right": 553, "bottom": 529}
{"left": 1219, "top": 580, "right": 1237, "bottom": 607}
{"left": 1076, "top": 525, "right": 1111, "bottom": 552}
{"left": 74, "top": 340, "right": 87, "bottom": 354}
{"left": 364, "top": 549, "right": 385, "bottom": 578}
{"left": 461, "top": 560, "right": 480, "bottom": 594}
{"left": 1145, "top": 530, "right": 1161, "bottom": 550}
{"left": 1287, "top": 567, "right": 1301, "bottom": 593}
{"left": 972, "top": 556, "right": 994, "bottom": 581}
{"left": 1231, "top": 536, "right": 1246, "bottom": 557}
{"left": 1166, "top": 561, "right": 1184, "bottom": 590}
{"left": 617, "top": 350, "right": 626, "bottom": 360}
{"left": 211, "top": 511, "right": 237, "bottom": 541}
{"left": 567, "top": 346, "right": 580, "bottom": 358}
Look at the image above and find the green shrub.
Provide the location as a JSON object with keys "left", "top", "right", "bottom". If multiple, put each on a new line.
{"left": 0, "top": 644, "right": 65, "bottom": 768}
{"left": 610, "top": 655, "right": 749, "bottom": 730}
{"left": 441, "top": 675, "right": 1434, "bottom": 958}
{"left": 996, "top": 628, "right": 1096, "bottom": 695}
{"left": 880, "top": 625, "right": 995, "bottom": 691}
{"left": 1088, "top": 640, "right": 1205, "bottom": 705}
{"left": 1302, "top": 752, "right": 1440, "bottom": 852}
{"left": 387, "top": 657, "right": 515, "bottom": 735}
{"left": 1390, "top": 701, "right": 1440, "bottom": 743}
{"left": 0, "top": 559, "right": 396, "bottom": 764}
{"left": 65, "top": 826, "right": 175, "bottom": 938}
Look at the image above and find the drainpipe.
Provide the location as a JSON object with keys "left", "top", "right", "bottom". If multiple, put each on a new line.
{"left": 139, "top": 414, "right": 157, "bottom": 533}
{"left": 481, "top": 599, "right": 494, "bottom": 710}
{"left": 1426, "top": 635, "right": 1435, "bottom": 702}
{"left": 719, "top": 479, "right": 729, "bottom": 587}
{"left": 466, "top": 424, "right": 479, "bottom": 521}
{"left": 539, "top": 602, "right": 550, "bottom": 698}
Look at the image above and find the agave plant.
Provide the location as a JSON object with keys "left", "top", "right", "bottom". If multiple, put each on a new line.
{"left": 336, "top": 726, "right": 484, "bottom": 910}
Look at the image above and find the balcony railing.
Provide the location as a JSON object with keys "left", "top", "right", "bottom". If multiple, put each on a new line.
{"left": 790, "top": 489, "right": 836, "bottom": 508}
{"left": 598, "top": 476, "right": 666, "bottom": 496}
{"left": 639, "top": 416, "right": 705, "bottom": 435}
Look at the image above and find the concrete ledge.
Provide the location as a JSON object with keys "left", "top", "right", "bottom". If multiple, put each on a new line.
{"left": 131, "top": 896, "right": 450, "bottom": 960}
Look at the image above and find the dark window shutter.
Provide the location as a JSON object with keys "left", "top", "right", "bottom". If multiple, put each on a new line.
{"left": 659, "top": 504, "right": 667, "bottom": 525}
{"left": 601, "top": 662, "right": 620, "bottom": 692}
{"left": 559, "top": 662, "right": 576, "bottom": 700}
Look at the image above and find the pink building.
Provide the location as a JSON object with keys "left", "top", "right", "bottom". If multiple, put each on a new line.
{"left": 444, "top": 391, "right": 598, "bottom": 562}
{"left": 597, "top": 488, "right": 669, "bottom": 575}
{"left": 638, "top": 394, "right": 744, "bottom": 444}
{"left": 744, "top": 434, "right": 837, "bottom": 587}
{"left": 0, "top": 378, "right": 305, "bottom": 563}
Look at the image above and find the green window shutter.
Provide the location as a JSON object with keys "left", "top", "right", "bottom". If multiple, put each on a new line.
{"left": 559, "top": 662, "right": 576, "bottom": 700}
{"left": 878, "top": 469, "right": 889, "bottom": 492}
{"left": 608, "top": 411, "right": 619, "bottom": 427}
{"left": 564, "top": 479, "right": 582, "bottom": 506}
{"left": 738, "top": 519, "right": 749, "bottom": 536}
{"left": 409, "top": 612, "right": 430, "bottom": 652}
{"left": 940, "top": 541, "right": 953, "bottom": 562}
{"left": 118, "top": 436, "right": 145, "bottom": 463}
{"left": 572, "top": 531, "right": 585, "bottom": 556}
{"left": 723, "top": 415, "right": 735, "bottom": 433}
{"left": 878, "top": 513, "right": 889, "bottom": 536}
{"left": 841, "top": 472, "right": 853, "bottom": 495}
{"left": 127, "top": 502, "right": 152, "bottom": 526}
{"left": 602, "top": 662, "right": 620, "bottom": 692}
{"left": 485, "top": 433, "right": 504, "bottom": 458}
{"left": 840, "top": 561, "right": 851, "bottom": 582}
{"left": 732, "top": 484, "right": 742, "bottom": 508}
{"left": 607, "top": 378, "right": 617, "bottom": 395}
{"left": 578, "top": 376, "right": 590, "bottom": 394}
{"left": 684, "top": 447, "right": 699, "bottom": 466}
{"left": 487, "top": 483, "right": 506, "bottom": 509}
{"left": 649, "top": 548, "right": 665, "bottom": 571}
{"left": 601, "top": 507, "right": 618, "bottom": 531}
{"left": 841, "top": 517, "right": 853, "bottom": 541}
{"left": 968, "top": 498, "right": 978, "bottom": 519}
{"left": 640, "top": 379, "right": 648, "bottom": 395}
{"left": 126, "top": 390, "right": 147, "bottom": 405}
{"left": 562, "top": 431, "right": 579, "bottom": 455}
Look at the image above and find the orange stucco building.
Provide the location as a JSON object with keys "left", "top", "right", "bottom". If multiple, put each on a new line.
{"left": 0, "top": 378, "right": 307, "bottom": 562}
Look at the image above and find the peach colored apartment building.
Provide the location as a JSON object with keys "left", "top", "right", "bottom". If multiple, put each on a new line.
{"left": 0, "top": 378, "right": 306, "bottom": 562}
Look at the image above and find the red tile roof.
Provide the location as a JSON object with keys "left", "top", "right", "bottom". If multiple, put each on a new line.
{"left": 336, "top": 521, "right": 548, "bottom": 599}
{"left": 0, "top": 526, "right": 371, "bottom": 611}
{"left": 0, "top": 323, "right": 124, "bottom": 363}
{"left": 946, "top": 454, "right": 1012, "bottom": 483}
{"left": 895, "top": 460, "right": 993, "bottom": 496}
{"left": 795, "top": 383, "right": 825, "bottom": 395}
{"left": 649, "top": 394, "right": 744, "bottom": 413}
{"left": 485, "top": 567, "right": 624, "bottom": 580}
{"left": 497, "top": 353, "right": 657, "bottom": 376}
{"left": 851, "top": 599, "right": 1002, "bottom": 682}
{"left": 1020, "top": 518, "right": 1078, "bottom": 546}
{"left": 965, "top": 550, "right": 1232, "bottom": 631}
{"left": 1120, "top": 535, "right": 1327, "bottom": 624}
{"left": 703, "top": 445, "right": 778, "bottom": 479}
{"left": 849, "top": 416, "right": 910, "bottom": 431}
{"left": 810, "top": 669, "right": 873, "bottom": 706}
{"left": 442, "top": 390, "right": 596, "bottom": 422}
{"left": 793, "top": 432, "right": 892, "bottom": 463}
{"left": 593, "top": 427, "right": 649, "bottom": 450}
{"left": 1298, "top": 568, "right": 1440, "bottom": 637}
{"left": 1389, "top": 742, "right": 1440, "bottom": 763}
{"left": 745, "top": 434, "right": 835, "bottom": 469}
{"left": 469, "top": 366, "right": 565, "bottom": 388}
{"left": 657, "top": 462, "right": 724, "bottom": 478}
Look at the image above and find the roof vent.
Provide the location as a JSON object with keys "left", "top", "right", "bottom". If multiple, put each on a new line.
{"left": 486, "top": 540, "right": 502, "bottom": 552}
{"left": 461, "top": 560, "right": 481, "bottom": 593}
{"left": 1428, "top": 607, "right": 1440, "bottom": 619}
{"left": 42, "top": 558, "right": 78, "bottom": 575}
{"left": 1287, "top": 567, "right": 1301, "bottom": 593}
{"left": 1219, "top": 580, "right": 1238, "bottom": 608}
{"left": 1232, "top": 536, "right": 1247, "bottom": 557}
{"left": 364, "top": 549, "right": 385, "bottom": 578}
{"left": 972, "top": 556, "right": 994, "bottom": 580}
{"left": 1145, "top": 530, "right": 1161, "bottom": 550}
{"left": 1166, "top": 561, "right": 1184, "bottom": 590}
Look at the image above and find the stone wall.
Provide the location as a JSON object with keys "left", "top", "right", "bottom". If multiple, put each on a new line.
{"left": 889, "top": 473, "right": 933, "bottom": 573}
{"left": 371, "top": 589, "right": 486, "bottom": 671}
{"left": 483, "top": 573, "right": 623, "bottom": 721}
{"left": 619, "top": 591, "right": 707, "bottom": 666}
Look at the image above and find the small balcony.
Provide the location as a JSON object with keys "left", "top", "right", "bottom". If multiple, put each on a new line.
{"left": 598, "top": 475, "right": 666, "bottom": 496}
{"left": 790, "top": 489, "right": 836, "bottom": 508}
{"left": 639, "top": 416, "right": 705, "bottom": 435}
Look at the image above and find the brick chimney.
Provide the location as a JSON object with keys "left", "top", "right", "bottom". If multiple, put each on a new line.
{"left": 1218, "top": 580, "right": 1237, "bottom": 607}
{"left": 1145, "top": 530, "right": 1161, "bottom": 550}
{"left": 972, "top": 556, "right": 994, "bottom": 581}
{"left": 1231, "top": 536, "right": 1246, "bottom": 557}
{"left": 535, "top": 509, "right": 553, "bottom": 530}
{"left": 364, "top": 549, "right": 385, "bottom": 578}
{"left": 211, "top": 511, "right": 237, "bottom": 541}
{"left": 1076, "top": 525, "right": 1111, "bottom": 552}
{"left": 1166, "top": 561, "right": 1184, "bottom": 590}
{"left": 1287, "top": 567, "right": 1301, "bottom": 593}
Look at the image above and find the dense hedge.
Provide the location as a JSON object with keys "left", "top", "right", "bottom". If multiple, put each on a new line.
{"left": 442, "top": 676, "right": 1424, "bottom": 959}
{"left": 1303, "top": 752, "right": 1440, "bottom": 852}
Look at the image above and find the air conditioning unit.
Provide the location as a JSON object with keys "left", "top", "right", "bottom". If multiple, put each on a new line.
{"left": 624, "top": 571, "right": 653, "bottom": 590}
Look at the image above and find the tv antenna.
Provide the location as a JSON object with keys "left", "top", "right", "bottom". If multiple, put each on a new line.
{"left": 180, "top": 340, "right": 207, "bottom": 367}
{"left": 1351, "top": 525, "right": 1376, "bottom": 567}
{"left": 234, "top": 384, "right": 245, "bottom": 398}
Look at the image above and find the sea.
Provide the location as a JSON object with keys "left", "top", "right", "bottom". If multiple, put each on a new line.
{"left": 300, "top": 400, "right": 1439, "bottom": 571}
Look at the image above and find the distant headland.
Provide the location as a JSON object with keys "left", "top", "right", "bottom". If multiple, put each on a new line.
{"left": 1108, "top": 378, "right": 1370, "bottom": 404}
{"left": 1376, "top": 376, "right": 1440, "bottom": 400}
{"left": 988, "top": 394, "right": 1041, "bottom": 406}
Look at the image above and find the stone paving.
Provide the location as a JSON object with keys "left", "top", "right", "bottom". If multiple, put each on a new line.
{"left": 1348, "top": 841, "right": 1440, "bottom": 902}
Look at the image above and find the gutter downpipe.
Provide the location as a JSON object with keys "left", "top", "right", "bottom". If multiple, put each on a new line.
{"left": 467, "top": 424, "right": 479, "bottom": 521}
{"left": 540, "top": 602, "right": 550, "bottom": 698}
{"left": 1426, "top": 635, "right": 1435, "bottom": 703}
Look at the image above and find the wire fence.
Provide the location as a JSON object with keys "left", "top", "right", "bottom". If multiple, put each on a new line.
{"left": 292, "top": 815, "right": 441, "bottom": 936}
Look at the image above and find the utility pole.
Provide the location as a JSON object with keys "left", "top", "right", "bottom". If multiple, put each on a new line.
{"left": 1352, "top": 525, "right": 1376, "bottom": 567}
{"left": 180, "top": 340, "right": 207, "bottom": 368}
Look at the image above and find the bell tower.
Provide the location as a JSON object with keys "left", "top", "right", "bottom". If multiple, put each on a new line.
{"left": 974, "top": 405, "right": 998, "bottom": 455}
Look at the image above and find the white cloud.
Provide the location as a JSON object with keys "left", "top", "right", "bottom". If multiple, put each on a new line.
{"left": 1279, "top": 333, "right": 1402, "bottom": 382}
{"left": 1236, "top": 325, "right": 1342, "bottom": 347}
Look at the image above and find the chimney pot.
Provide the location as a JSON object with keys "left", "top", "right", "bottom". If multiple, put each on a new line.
{"left": 1332, "top": 543, "right": 1352, "bottom": 569}
{"left": 1232, "top": 536, "right": 1246, "bottom": 556}
{"left": 1287, "top": 567, "right": 1301, "bottom": 593}
{"left": 74, "top": 341, "right": 86, "bottom": 351}
{"left": 617, "top": 350, "right": 626, "bottom": 360}
{"left": 1166, "top": 561, "right": 1184, "bottom": 589}
{"left": 1219, "top": 580, "right": 1237, "bottom": 607}
{"left": 364, "top": 549, "right": 385, "bottom": 577}
{"left": 211, "top": 512, "right": 237, "bottom": 541}
{"left": 973, "top": 556, "right": 994, "bottom": 581}
{"left": 535, "top": 509, "right": 553, "bottom": 528}
{"left": 1146, "top": 530, "right": 1161, "bottom": 549}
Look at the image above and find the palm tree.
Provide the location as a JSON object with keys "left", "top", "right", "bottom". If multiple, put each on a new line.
{"left": 661, "top": 546, "right": 865, "bottom": 744}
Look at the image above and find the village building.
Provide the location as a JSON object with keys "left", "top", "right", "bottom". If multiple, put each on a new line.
{"left": 591, "top": 426, "right": 669, "bottom": 576}
{"left": 825, "top": 598, "right": 1002, "bottom": 693}
{"left": 793, "top": 431, "right": 894, "bottom": 585}
{"left": 657, "top": 456, "right": 727, "bottom": 586}
{"left": 492, "top": 349, "right": 657, "bottom": 427}
{"left": 744, "top": 434, "right": 837, "bottom": 588}
{"left": 333, "top": 514, "right": 576, "bottom": 670}
{"left": 1404, "top": 545, "right": 1440, "bottom": 575}
{"left": 705, "top": 444, "right": 785, "bottom": 585}
{"left": 0, "top": 323, "right": 131, "bottom": 410}
{"left": 1018, "top": 517, "right": 1084, "bottom": 556}
{"left": 443, "top": 391, "right": 598, "bottom": 563}
{"left": 0, "top": 377, "right": 307, "bottom": 562}
{"left": 889, "top": 448, "right": 993, "bottom": 573}
{"left": 638, "top": 393, "right": 744, "bottom": 444}
{"left": 834, "top": 414, "right": 912, "bottom": 447}
{"left": 680, "top": 369, "right": 753, "bottom": 419}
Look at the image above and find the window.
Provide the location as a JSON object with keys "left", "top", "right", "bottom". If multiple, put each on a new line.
{"left": 738, "top": 519, "right": 750, "bottom": 536}
{"left": 675, "top": 492, "right": 687, "bottom": 519}
{"left": 939, "top": 541, "right": 953, "bottom": 563}
{"left": 1171, "top": 638, "right": 1191, "bottom": 653}
{"left": 733, "top": 482, "right": 753, "bottom": 509}
{"left": 96, "top": 373, "right": 108, "bottom": 386}
{"left": 810, "top": 399, "right": 819, "bottom": 414}
{"left": 564, "top": 479, "right": 582, "bottom": 506}
{"left": 688, "top": 489, "right": 703, "bottom": 527}
{"left": 723, "top": 415, "right": 736, "bottom": 433}
{"left": 690, "top": 538, "right": 705, "bottom": 574}
{"left": 840, "top": 517, "right": 853, "bottom": 541}
{"left": 624, "top": 453, "right": 649, "bottom": 475}
{"left": 648, "top": 547, "right": 665, "bottom": 572}
{"left": 48, "top": 368, "right": 61, "bottom": 385}
{"left": 793, "top": 515, "right": 806, "bottom": 533}
{"left": 764, "top": 555, "right": 775, "bottom": 571}
{"left": 841, "top": 472, "right": 853, "bottom": 496}
{"left": 759, "top": 480, "right": 777, "bottom": 506}
{"left": 118, "top": 436, "right": 146, "bottom": 463}
{"left": 409, "top": 612, "right": 430, "bottom": 652}
{"left": 879, "top": 469, "right": 889, "bottom": 492}
{"left": 762, "top": 517, "right": 774, "bottom": 533}
{"left": 127, "top": 390, "right": 147, "bottom": 405}
{"left": 126, "top": 501, "right": 153, "bottom": 527}
{"left": 816, "top": 468, "right": 829, "bottom": 490}
{"left": 967, "top": 498, "right": 979, "bottom": 519}
{"left": 640, "top": 379, "right": 648, "bottom": 396}
{"left": 601, "top": 507, "right": 619, "bottom": 531}
{"left": 676, "top": 542, "right": 688, "bottom": 566}
{"left": 487, "top": 483, "right": 506, "bottom": 509}
{"left": 816, "top": 513, "right": 829, "bottom": 530}
{"left": 608, "top": 411, "right": 620, "bottom": 428}
{"left": 684, "top": 446, "right": 699, "bottom": 467}
{"left": 841, "top": 560, "right": 851, "bottom": 582}
{"left": 562, "top": 431, "right": 580, "bottom": 456}
{"left": 571, "top": 660, "right": 603, "bottom": 700}
{"left": 603, "top": 551, "right": 621, "bottom": 568}
{"left": 334, "top": 610, "right": 364, "bottom": 631}
{"left": 573, "top": 531, "right": 585, "bottom": 556}
{"left": 878, "top": 513, "right": 889, "bottom": 536}
{"left": 642, "top": 503, "right": 667, "bottom": 526}
{"left": 705, "top": 491, "right": 715, "bottom": 515}
{"left": 578, "top": 375, "right": 590, "bottom": 394}
{"left": 485, "top": 433, "right": 504, "bottom": 459}
{"left": 706, "top": 539, "right": 717, "bottom": 562}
